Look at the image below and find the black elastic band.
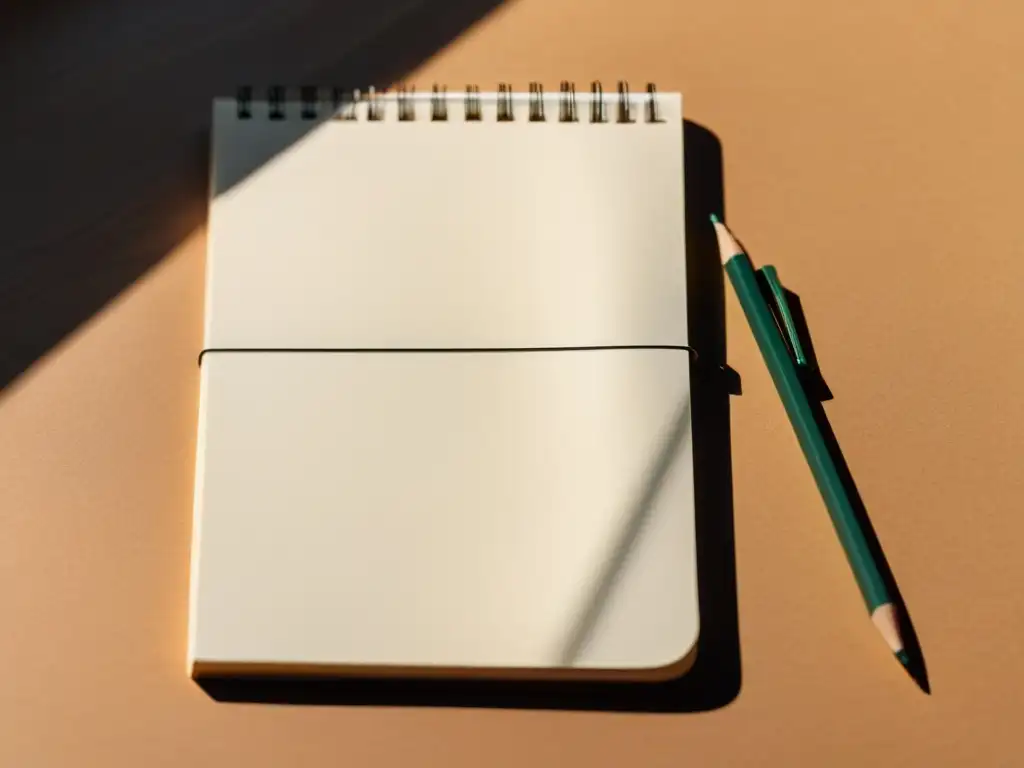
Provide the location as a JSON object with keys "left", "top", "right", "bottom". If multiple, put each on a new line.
{"left": 197, "top": 344, "right": 699, "bottom": 367}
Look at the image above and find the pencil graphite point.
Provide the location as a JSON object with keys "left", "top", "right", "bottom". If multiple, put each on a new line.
{"left": 710, "top": 216, "right": 742, "bottom": 264}
{"left": 896, "top": 650, "right": 910, "bottom": 667}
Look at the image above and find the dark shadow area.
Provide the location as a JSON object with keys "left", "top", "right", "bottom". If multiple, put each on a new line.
{"left": 199, "top": 120, "right": 742, "bottom": 711}
{"left": 0, "top": 0, "right": 506, "bottom": 392}
{"left": 785, "top": 289, "right": 930, "bottom": 693}
{"left": 210, "top": 99, "right": 334, "bottom": 201}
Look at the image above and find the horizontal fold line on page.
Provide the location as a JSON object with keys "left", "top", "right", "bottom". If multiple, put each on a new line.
{"left": 197, "top": 345, "right": 697, "bottom": 366}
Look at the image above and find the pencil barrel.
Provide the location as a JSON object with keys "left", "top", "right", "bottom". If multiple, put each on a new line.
{"left": 725, "top": 254, "right": 889, "bottom": 611}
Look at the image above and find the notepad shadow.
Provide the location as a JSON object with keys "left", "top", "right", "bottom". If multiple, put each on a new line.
{"left": 197, "top": 120, "right": 742, "bottom": 712}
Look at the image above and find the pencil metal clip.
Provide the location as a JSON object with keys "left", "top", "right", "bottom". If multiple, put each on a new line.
{"left": 757, "top": 266, "right": 808, "bottom": 367}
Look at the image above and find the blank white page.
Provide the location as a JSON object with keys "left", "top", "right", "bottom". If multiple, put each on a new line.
{"left": 189, "top": 349, "right": 697, "bottom": 676}
{"left": 206, "top": 91, "right": 686, "bottom": 349}
{"left": 190, "top": 89, "right": 696, "bottom": 679}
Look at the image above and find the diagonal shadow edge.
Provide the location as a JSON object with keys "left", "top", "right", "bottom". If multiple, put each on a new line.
{"left": 0, "top": 0, "right": 509, "bottom": 394}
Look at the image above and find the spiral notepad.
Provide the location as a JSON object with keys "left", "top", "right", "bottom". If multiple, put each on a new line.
{"left": 188, "top": 83, "right": 698, "bottom": 681}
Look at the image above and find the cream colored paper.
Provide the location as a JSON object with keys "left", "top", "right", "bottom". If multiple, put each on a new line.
{"left": 190, "top": 92, "right": 696, "bottom": 677}
{"left": 205, "top": 92, "right": 687, "bottom": 349}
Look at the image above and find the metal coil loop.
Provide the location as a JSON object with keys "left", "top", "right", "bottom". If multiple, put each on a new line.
{"left": 528, "top": 83, "right": 545, "bottom": 122}
{"left": 366, "top": 86, "right": 383, "bottom": 121}
{"left": 300, "top": 86, "right": 318, "bottom": 120}
{"left": 431, "top": 85, "right": 448, "bottom": 121}
{"left": 497, "top": 83, "right": 514, "bottom": 121}
{"left": 559, "top": 81, "right": 577, "bottom": 122}
{"left": 465, "top": 85, "right": 482, "bottom": 121}
{"left": 397, "top": 85, "right": 415, "bottom": 121}
{"left": 236, "top": 86, "right": 253, "bottom": 119}
{"left": 616, "top": 81, "right": 633, "bottom": 123}
{"left": 590, "top": 81, "right": 605, "bottom": 123}
{"left": 646, "top": 83, "right": 661, "bottom": 123}
{"left": 268, "top": 85, "right": 285, "bottom": 120}
{"left": 231, "top": 82, "right": 664, "bottom": 123}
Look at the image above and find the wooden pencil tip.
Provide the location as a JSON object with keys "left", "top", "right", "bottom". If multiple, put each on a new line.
{"left": 710, "top": 215, "right": 742, "bottom": 264}
{"left": 871, "top": 603, "right": 905, "bottom": 654}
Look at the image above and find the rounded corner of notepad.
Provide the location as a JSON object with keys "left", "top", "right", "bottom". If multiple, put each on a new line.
{"left": 188, "top": 655, "right": 231, "bottom": 680}
{"left": 638, "top": 626, "right": 696, "bottom": 684}
{"left": 633, "top": 617, "right": 700, "bottom": 682}
{"left": 187, "top": 654, "right": 204, "bottom": 680}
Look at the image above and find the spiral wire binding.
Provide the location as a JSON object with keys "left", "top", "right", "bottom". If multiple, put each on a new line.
{"left": 431, "top": 85, "right": 448, "bottom": 121}
{"left": 497, "top": 83, "right": 514, "bottom": 121}
{"left": 528, "top": 83, "right": 545, "bottom": 122}
{"left": 616, "top": 81, "right": 634, "bottom": 123}
{"left": 268, "top": 86, "right": 285, "bottom": 120}
{"left": 590, "top": 82, "right": 605, "bottom": 123}
{"left": 338, "top": 88, "right": 358, "bottom": 120}
{"left": 559, "top": 81, "right": 577, "bottom": 122}
{"left": 465, "top": 85, "right": 482, "bottom": 121}
{"left": 397, "top": 85, "right": 415, "bottom": 121}
{"left": 210, "top": 81, "right": 693, "bottom": 367}
{"left": 232, "top": 82, "right": 666, "bottom": 123}
{"left": 367, "top": 86, "right": 384, "bottom": 121}
{"left": 301, "top": 86, "right": 318, "bottom": 119}
{"left": 236, "top": 86, "right": 253, "bottom": 118}
{"left": 646, "top": 83, "right": 662, "bottom": 123}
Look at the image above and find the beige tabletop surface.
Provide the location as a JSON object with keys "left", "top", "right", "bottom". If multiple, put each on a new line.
{"left": 3, "top": 0, "right": 1023, "bottom": 765}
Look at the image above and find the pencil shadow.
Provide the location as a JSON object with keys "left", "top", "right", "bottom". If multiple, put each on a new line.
{"left": 785, "top": 290, "right": 931, "bottom": 694}
{"left": 197, "top": 120, "right": 742, "bottom": 711}
{"left": 0, "top": 0, "right": 506, "bottom": 393}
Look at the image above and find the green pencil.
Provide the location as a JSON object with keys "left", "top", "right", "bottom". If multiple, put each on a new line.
{"left": 711, "top": 214, "right": 908, "bottom": 671}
